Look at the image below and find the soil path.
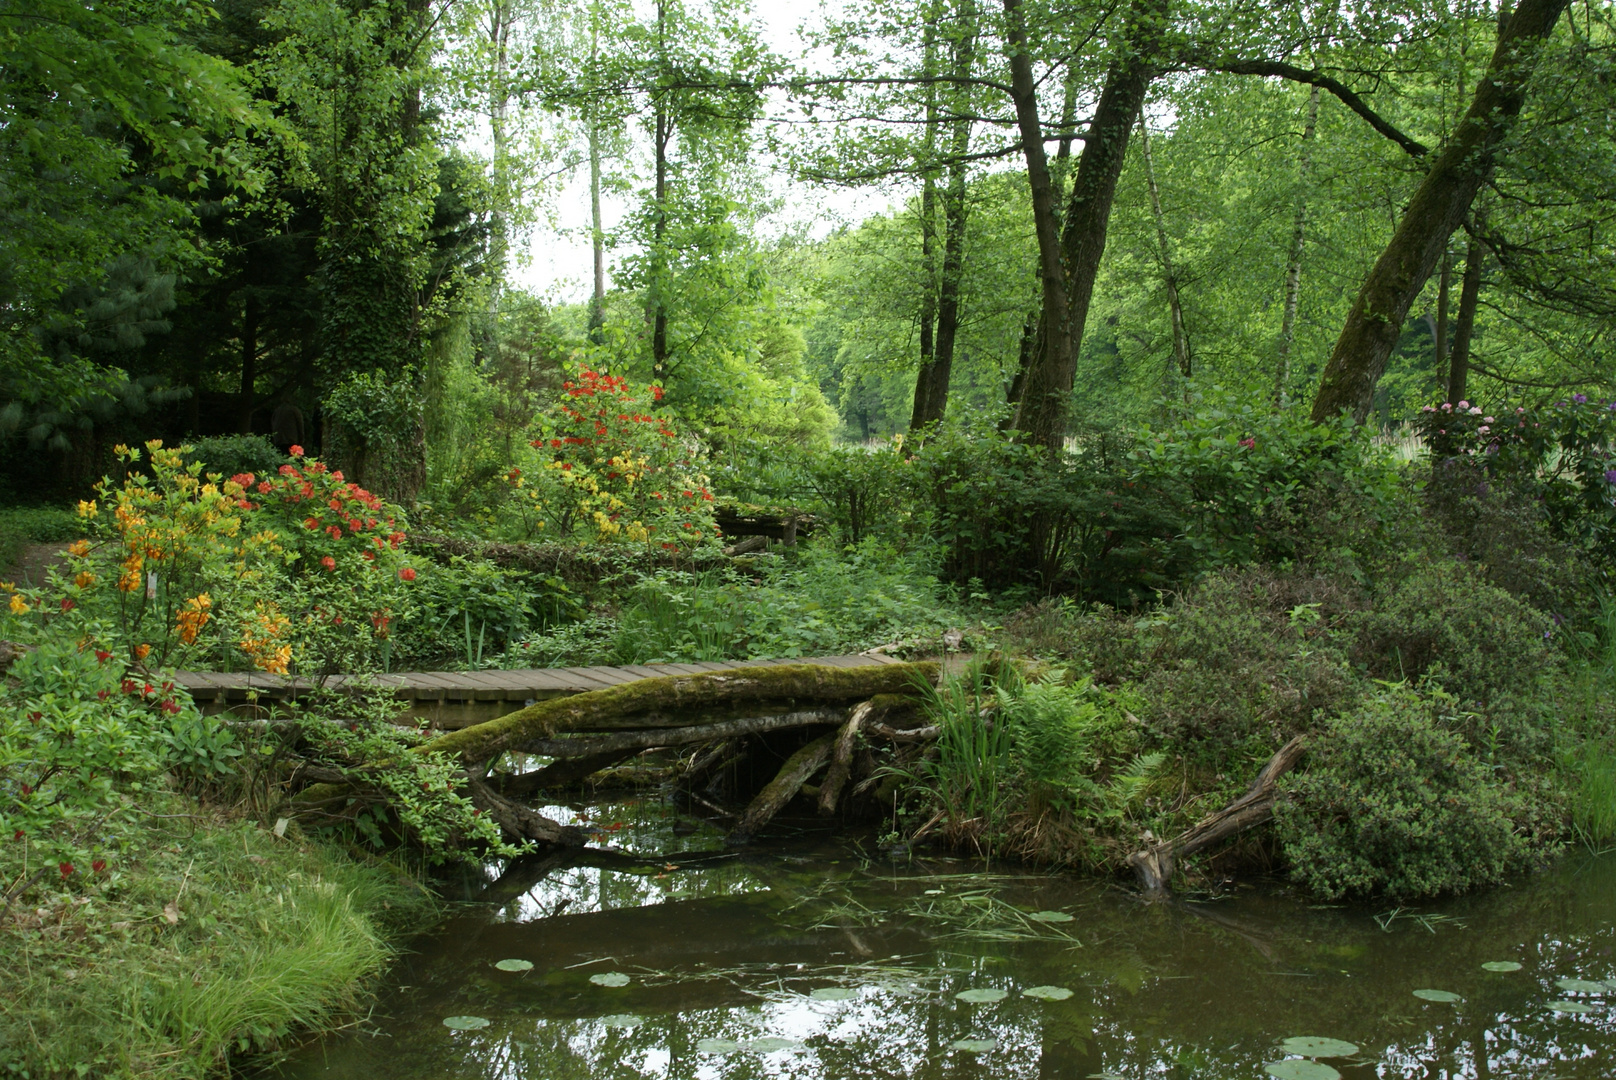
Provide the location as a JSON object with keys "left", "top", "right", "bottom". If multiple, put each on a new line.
{"left": 3, "top": 542, "right": 69, "bottom": 587}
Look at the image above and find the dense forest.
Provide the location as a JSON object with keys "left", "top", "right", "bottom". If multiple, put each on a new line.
{"left": 4, "top": 0, "right": 1613, "bottom": 496}
{"left": 5, "top": 3, "right": 1616, "bottom": 1077}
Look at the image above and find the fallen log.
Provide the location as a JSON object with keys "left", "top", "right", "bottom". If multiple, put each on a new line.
{"left": 466, "top": 778, "right": 587, "bottom": 847}
{"left": 728, "top": 734, "right": 835, "bottom": 844}
{"left": 817, "top": 699, "right": 876, "bottom": 816}
{"left": 1127, "top": 735, "right": 1309, "bottom": 893}
{"left": 518, "top": 708, "right": 846, "bottom": 759}
{"left": 418, "top": 662, "right": 938, "bottom": 766}
{"left": 677, "top": 739, "right": 736, "bottom": 791}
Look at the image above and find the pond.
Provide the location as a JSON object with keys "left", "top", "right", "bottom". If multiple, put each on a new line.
{"left": 271, "top": 797, "right": 1616, "bottom": 1080}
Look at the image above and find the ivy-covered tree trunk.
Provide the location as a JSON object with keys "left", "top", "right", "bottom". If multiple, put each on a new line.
{"left": 1446, "top": 229, "right": 1487, "bottom": 405}
{"left": 1309, "top": 0, "right": 1570, "bottom": 423}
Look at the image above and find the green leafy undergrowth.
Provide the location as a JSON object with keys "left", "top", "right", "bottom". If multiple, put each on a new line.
{"left": 500, "top": 540, "right": 975, "bottom": 666}
{"left": 1275, "top": 683, "right": 1550, "bottom": 900}
{"left": 0, "top": 799, "right": 435, "bottom": 1080}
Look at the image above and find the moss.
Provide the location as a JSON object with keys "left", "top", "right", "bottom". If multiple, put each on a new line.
{"left": 418, "top": 661, "right": 939, "bottom": 765}
{"left": 0, "top": 793, "right": 436, "bottom": 1079}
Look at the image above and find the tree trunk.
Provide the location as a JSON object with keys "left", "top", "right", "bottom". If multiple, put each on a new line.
{"left": 1434, "top": 250, "right": 1452, "bottom": 396}
{"left": 1010, "top": 0, "right": 1163, "bottom": 447}
{"left": 1275, "top": 85, "right": 1320, "bottom": 404}
{"left": 649, "top": 0, "right": 670, "bottom": 381}
{"left": 1309, "top": 0, "right": 1569, "bottom": 422}
{"left": 1000, "top": 0, "right": 1076, "bottom": 449}
{"left": 238, "top": 291, "right": 258, "bottom": 434}
{"left": 913, "top": 2, "right": 977, "bottom": 433}
{"left": 1137, "top": 117, "right": 1190, "bottom": 385}
{"left": 587, "top": 11, "right": 607, "bottom": 344}
{"left": 1447, "top": 228, "right": 1486, "bottom": 405}
{"left": 909, "top": 18, "right": 941, "bottom": 434}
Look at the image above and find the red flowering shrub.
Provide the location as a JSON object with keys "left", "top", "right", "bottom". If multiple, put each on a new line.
{"left": 505, "top": 369, "right": 717, "bottom": 549}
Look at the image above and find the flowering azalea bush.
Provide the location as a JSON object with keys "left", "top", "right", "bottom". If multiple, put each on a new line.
{"left": 1, "top": 636, "right": 228, "bottom": 904}
{"left": 1416, "top": 394, "right": 1616, "bottom": 556}
{"left": 503, "top": 369, "right": 717, "bottom": 550}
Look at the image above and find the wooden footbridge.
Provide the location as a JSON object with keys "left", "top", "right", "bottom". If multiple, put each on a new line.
{"left": 176, "top": 653, "right": 909, "bottom": 730}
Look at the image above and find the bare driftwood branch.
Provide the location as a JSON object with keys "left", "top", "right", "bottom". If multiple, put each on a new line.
{"left": 729, "top": 735, "right": 836, "bottom": 844}
{"left": 1128, "top": 735, "right": 1309, "bottom": 893}
{"left": 498, "top": 749, "right": 639, "bottom": 797}
{"left": 466, "top": 778, "right": 587, "bottom": 847}
{"left": 818, "top": 700, "right": 876, "bottom": 816}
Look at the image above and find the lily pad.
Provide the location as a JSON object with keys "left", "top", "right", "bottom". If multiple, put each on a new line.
{"left": 599, "top": 1013, "right": 644, "bottom": 1028}
{"left": 1264, "top": 1061, "right": 1341, "bottom": 1080}
{"left": 1087, "top": 1074, "right": 1127, "bottom": 1080}
{"left": 950, "top": 1038, "right": 998, "bottom": 1053}
{"left": 810, "top": 987, "right": 857, "bottom": 1001}
{"left": 442, "top": 1015, "right": 490, "bottom": 1031}
{"left": 745, "top": 1037, "right": 800, "bottom": 1052}
{"left": 1027, "top": 910, "right": 1075, "bottom": 923}
{"left": 697, "top": 1038, "right": 742, "bottom": 1055}
{"left": 1481, "top": 961, "right": 1523, "bottom": 973}
{"left": 1023, "top": 985, "right": 1075, "bottom": 1001}
{"left": 494, "top": 958, "right": 533, "bottom": 973}
{"left": 1555, "top": 978, "right": 1607, "bottom": 994}
{"left": 1412, "top": 989, "right": 1463, "bottom": 1003}
{"left": 1547, "top": 999, "right": 1598, "bottom": 1014}
{"left": 955, "top": 987, "right": 1009, "bottom": 1004}
{"left": 590, "top": 972, "right": 631, "bottom": 987}
{"left": 1280, "top": 1037, "right": 1359, "bottom": 1058}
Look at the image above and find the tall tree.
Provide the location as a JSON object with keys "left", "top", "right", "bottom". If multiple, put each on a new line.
{"left": 1310, "top": 0, "right": 1572, "bottom": 422}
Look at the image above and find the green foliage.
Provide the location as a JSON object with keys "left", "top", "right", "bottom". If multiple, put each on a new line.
{"left": 1348, "top": 557, "right": 1555, "bottom": 707}
{"left": 182, "top": 435, "right": 286, "bottom": 481}
{"left": 1275, "top": 684, "right": 1544, "bottom": 901}
{"left": 0, "top": 798, "right": 433, "bottom": 1080}
{"left": 502, "top": 540, "right": 964, "bottom": 666}
{"left": 0, "top": 633, "right": 246, "bottom": 886}
{"left": 799, "top": 438, "right": 917, "bottom": 546}
{"left": 391, "top": 556, "right": 575, "bottom": 669}
{"left": 0, "top": 504, "right": 83, "bottom": 572}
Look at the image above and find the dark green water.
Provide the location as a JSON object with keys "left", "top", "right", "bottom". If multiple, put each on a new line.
{"left": 273, "top": 798, "right": 1616, "bottom": 1080}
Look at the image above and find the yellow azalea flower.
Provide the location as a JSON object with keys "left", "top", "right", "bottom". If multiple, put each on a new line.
{"left": 77, "top": 500, "right": 99, "bottom": 518}
{"left": 134, "top": 643, "right": 151, "bottom": 661}
{"left": 74, "top": 571, "right": 95, "bottom": 588}
{"left": 9, "top": 594, "right": 29, "bottom": 615}
{"left": 67, "top": 540, "right": 91, "bottom": 558}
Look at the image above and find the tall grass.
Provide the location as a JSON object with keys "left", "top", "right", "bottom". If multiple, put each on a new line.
{"left": 0, "top": 798, "right": 434, "bottom": 1079}
{"left": 1561, "top": 592, "right": 1616, "bottom": 848}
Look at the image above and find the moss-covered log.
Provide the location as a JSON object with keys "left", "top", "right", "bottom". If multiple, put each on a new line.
{"left": 728, "top": 734, "right": 835, "bottom": 844}
{"left": 417, "top": 662, "right": 938, "bottom": 766}
{"left": 818, "top": 699, "right": 876, "bottom": 816}
{"left": 520, "top": 708, "right": 846, "bottom": 759}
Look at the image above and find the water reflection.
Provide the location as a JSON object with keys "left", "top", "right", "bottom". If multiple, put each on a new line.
{"left": 272, "top": 804, "right": 1616, "bottom": 1080}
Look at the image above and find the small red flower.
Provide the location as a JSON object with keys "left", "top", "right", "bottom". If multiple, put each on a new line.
{"left": 289, "top": 445, "right": 304, "bottom": 457}
{"left": 304, "top": 517, "right": 319, "bottom": 531}
{"left": 59, "top": 862, "right": 73, "bottom": 878}
{"left": 95, "top": 650, "right": 112, "bottom": 663}
{"left": 327, "top": 526, "right": 343, "bottom": 540}
{"left": 97, "top": 689, "right": 109, "bottom": 700}
{"left": 257, "top": 481, "right": 271, "bottom": 494}
{"left": 92, "top": 859, "right": 107, "bottom": 873}
{"left": 12, "top": 830, "right": 22, "bottom": 841}
{"left": 321, "top": 556, "right": 337, "bottom": 571}
{"left": 60, "top": 598, "right": 76, "bottom": 612}
{"left": 279, "top": 464, "right": 298, "bottom": 476}
{"left": 398, "top": 567, "right": 417, "bottom": 582}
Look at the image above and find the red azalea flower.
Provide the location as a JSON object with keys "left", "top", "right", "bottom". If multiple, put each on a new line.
{"left": 321, "top": 556, "right": 337, "bottom": 571}
{"left": 60, "top": 598, "right": 76, "bottom": 612}
{"left": 92, "top": 859, "right": 107, "bottom": 873}
{"left": 289, "top": 445, "right": 304, "bottom": 457}
{"left": 12, "top": 830, "right": 22, "bottom": 841}
{"left": 257, "top": 481, "right": 272, "bottom": 494}
{"left": 59, "top": 862, "right": 73, "bottom": 878}
{"left": 95, "top": 650, "right": 112, "bottom": 663}
{"left": 97, "top": 689, "right": 109, "bottom": 700}
{"left": 399, "top": 567, "right": 417, "bottom": 582}
{"left": 326, "top": 526, "right": 342, "bottom": 540}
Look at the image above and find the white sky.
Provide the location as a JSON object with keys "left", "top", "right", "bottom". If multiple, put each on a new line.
{"left": 506, "top": 0, "right": 900, "bottom": 303}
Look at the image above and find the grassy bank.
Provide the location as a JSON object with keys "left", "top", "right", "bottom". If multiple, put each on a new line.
{"left": 0, "top": 796, "right": 436, "bottom": 1079}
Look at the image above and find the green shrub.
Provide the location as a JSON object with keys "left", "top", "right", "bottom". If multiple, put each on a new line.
{"left": 184, "top": 434, "right": 285, "bottom": 481}
{"left": 1348, "top": 556, "right": 1554, "bottom": 706}
{"left": 1275, "top": 684, "right": 1542, "bottom": 900}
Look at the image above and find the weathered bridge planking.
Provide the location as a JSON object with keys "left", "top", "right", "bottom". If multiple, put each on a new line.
{"left": 176, "top": 653, "right": 908, "bottom": 730}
